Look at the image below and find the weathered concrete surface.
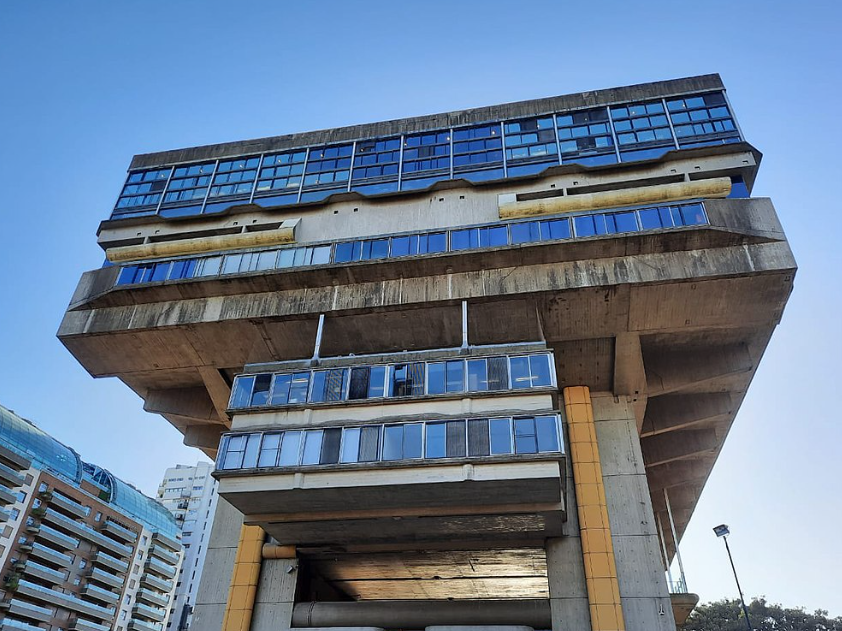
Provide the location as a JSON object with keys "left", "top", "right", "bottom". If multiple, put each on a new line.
{"left": 190, "top": 499, "right": 243, "bottom": 631}
{"left": 592, "top": 393, "right": 676, "bottom": 631}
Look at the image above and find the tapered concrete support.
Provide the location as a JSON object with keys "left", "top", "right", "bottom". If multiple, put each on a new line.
{"left": 590, "top": 393, "right": 676, "bottom": 631}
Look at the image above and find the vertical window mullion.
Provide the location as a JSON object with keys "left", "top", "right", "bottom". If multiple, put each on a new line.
{"left": 248, "top": 153, "right": 265, "bottom": 204}
{"left": 448, "top": 128, "right": 454, "bottom": 179}
{"left": 296, "top": 148, "right": 310, "bottom": 203}
{"left": 347, "top": 140, "right": 357, "bottom": 192}
{"left": 397, "top": 134, "right": 405, "bottom": 189}
{"left": 662, "top": 98, "right": 680, "bottom": 149}
{"left": 605, "top": 107, "right": 622, "bottom": 163}
{"left": 499, "top": 122, "right": 508, "bottom": 178}
{"left": 200, "top": 160, "right": 220, "bottom": 214}
{"left": 154, "top": 167, "right": 175, "bottom": 215}
{"left": 552, "top": 113, "right": 564, "bottom": 165}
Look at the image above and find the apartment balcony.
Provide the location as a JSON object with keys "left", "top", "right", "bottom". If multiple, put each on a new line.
{"left": 6, "top": 598, "right": 54, "bottom": 623}
{"left": 86, "top": 566, "right": 123, "bottom": 589}
{"left": 0, "top": 617, "right": 47, "bottom": 631}
{"left": 0, "top": 484, "right": 17, "bottom": 505}
{"left": 69, "top": 618, "right": 112, "bottom": 631}
{"left": 20, "top": 559, "right": 68, "bottom": 584}
{"left": 28, "top": 542, "right": 73, "bottom": 567}
{"left": 43, "top": 508, "right": 133, "bottom": 557}
{"left": 136, "top": 588, "right": 168, "bottom": 608}
{"left": 0, "top": 508, "right": 11, "bottom": 523}
{"left": 132, "top": 602, "right": 166, "bottom": 623}
{"left": 0, "top": 462, "right": 26, "bottom": 488}
{"left": 16, "top": 579, "right": 115, "bottom": 621}
{"left": 101, "top": 519, "right": 138, "bottom": 542}
{"left": 139, "top": 573, "right": 173, "bottom": 593}
{"left": 143, "top": 557, "right": 177, "bottom": 580}
{"left": 151, "top": 531, "right": 180, "bottom": 553}
{"left": 217, "top": 414, "right": 565, "bottom": 546}
{"left": 81, "top": 583, "right": 120, "bottom": 606}
{"left": 148, "top": 543, "right": 179, "bottom": 566}
{"left": 127, "top": 619, "right": 163, "bottom": 631}
{"left": 93, "top": 551, "right": 129, "bottom": 574}
{"left": 49, "top": 490, "right": 90, "bottom": 519}
{"left": 35, "top": 523, "right": 80, "bottom": 550}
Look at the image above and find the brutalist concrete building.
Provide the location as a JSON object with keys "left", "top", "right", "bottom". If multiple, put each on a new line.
{"left": 58, "top": 74, "right": 795, "bottom": 631}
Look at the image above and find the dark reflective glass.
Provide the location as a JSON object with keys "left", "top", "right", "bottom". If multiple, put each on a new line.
{"left": 468, "top": 419, "right": 490, "bottom": 457}
{"left": 250, "top": 374, "right": 272, "bottom": 406}
{"left": 348, "top": 367, "right": 370, "bottom": 400}
{"left": 320, "top": 428, "right": 342, "bottom": 465}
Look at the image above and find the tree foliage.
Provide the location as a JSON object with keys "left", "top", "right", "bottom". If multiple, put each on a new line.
{"left": 684, "top": 597, "right": 842, "bottom": 631}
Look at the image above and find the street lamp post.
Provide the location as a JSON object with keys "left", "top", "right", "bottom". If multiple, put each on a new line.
{"left": 713, "top": 524, "right": 752, "bottom": 631}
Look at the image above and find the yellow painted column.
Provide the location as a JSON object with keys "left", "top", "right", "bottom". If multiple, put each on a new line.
{"left": 564, "top": 386, "right": 626, "bottom": 631}
{"left": 221, "top": 524, "right": 266, "bottom": 631}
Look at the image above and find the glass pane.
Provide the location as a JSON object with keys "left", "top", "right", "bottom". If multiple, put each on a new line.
{"left": 427, "top": 362, "right": 446, "bottom": 395}
{"left": 446, "top": 360, "right": 465, "bottom": 392}
{"left": 404, "top": 423, "right": 423, "bottom": 459}
{"left": 468, "top": 419, "right": 490, "bottom": 456}
{"left": 383, "top": 425, "right": 403, "bottom": 461}
{"left": 242, "top": 435, "right": 261, "bottom": 468}
{"left": 359, "top": 426, "right": 381, "bottom": 462}
{"left": 536, "top": 416, "right": 560, "bottom": 452}
{"left": 278, "top": 431, "right": 301, "bottom": 465}
{"left": 514, "top": 418, "right": 538, "bottom": 454}
{"left": 489, "top": 419, "right": 513, "bottom": 454}
{"left": 510, "top": 356, "right": 532, "bottom": 389}
{"left": 446, "top": 420, "right": 467, "bottom": 457}
{"left": 250, "top": 374, "right": 272, "bottom": 406}
{"left": 289, "top": 372, "right": 310, "bottom": 403}
{"left": 301, "top": 431, "right": 324, "bottom": 465}
{"left": 320, "top": 428, "right": 342, "bottom": 464}
{"left": 467, "top": 359, "right": 488, "bottom": 391}
{"left": 425, "top": 423, "right": 446, "bottom": 458}
{"left": 324, "top": 368, "right": 348, "bottom": 402}
{"left": 349, "top": 367, "right": 371, "bottom": 400}
{"left": 257, "top": 434, "right": 281, "bottom": 467}
{"left": 269, "top": 374, "right": 292, "bottom": 405}
{"left": 529, "top": 355, "right": 552, "bottom": 387}
{"left": 230, "top": 376, "right": 254, "bottom": 409}
{"left": 487, "top": 357, "right": 509, "bottom": 391}
{"left": 368, "top": 366, "right": 387, "bottom": 398}
{"left": 341, "top": 428, "right": 361, "bottom": 463}
{"left": 309, "top": 371, "right": 326, "bottom": 403}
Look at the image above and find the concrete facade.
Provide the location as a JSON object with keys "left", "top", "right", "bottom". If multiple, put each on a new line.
{"left": 59, "top": 75, "right": 795, "bottom": 630}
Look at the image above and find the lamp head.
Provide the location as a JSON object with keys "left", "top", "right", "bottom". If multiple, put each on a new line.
{"left": 713, "top": 524, "right": 730, "bottom": 538}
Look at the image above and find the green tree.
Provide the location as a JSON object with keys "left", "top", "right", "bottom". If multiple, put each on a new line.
{"left": 684, "top": 597, "right": 842, "bottom": 631}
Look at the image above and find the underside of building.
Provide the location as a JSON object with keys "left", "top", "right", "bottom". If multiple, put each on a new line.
{"left": 58, "top": 74, "right": 795, "bottom": 631}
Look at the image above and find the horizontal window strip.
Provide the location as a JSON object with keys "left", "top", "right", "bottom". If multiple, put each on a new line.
{"left": 216, "top": 414, "right": 564, "bottom": 472}
{"left": 228, "top": 352, "right": 556, "bottom": 411}
{"left": 114, "top": 201, "right": 710, "bottom": 287}
{"left": 110, "top": 91, "right": 740, "bottom": 219}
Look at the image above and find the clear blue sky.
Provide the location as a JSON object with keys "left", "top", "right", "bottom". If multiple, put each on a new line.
{"left": 1, "top": 0, "right": 840, "bottom": 616}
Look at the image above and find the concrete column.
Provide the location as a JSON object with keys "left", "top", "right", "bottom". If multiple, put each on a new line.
{"left": 192, "top": 499, "right": 246, "bottom": 631}
{"left": 562, "top": 386, "right": 625, "bottom": 631}
{"left": 590, "top": 392, "right": 676, "bottom": 631}
{"left": 249, "top": 556, "right": 299, "bottom": 631}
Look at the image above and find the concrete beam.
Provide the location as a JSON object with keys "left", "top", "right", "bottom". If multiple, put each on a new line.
{"left": 198, "top": 366, "right": 232, "bottom": 427}
{"left": 640, "top": 393, "right": 733, "bottom": 437}
{"left": 184, "top": 424, "right": 226, "bottom": 451}
{"left": 641, "top": 430, "right": 718, "bottom": 467}
{"left": 646, "top": 459, "right": 713, "bottom": 492}
{"left": 144, "top": 387, "right": 221, "bottom": 423}
{"left": 613, "top": 333, "right": 648, "bottom": 431}
{"left": 644, "top": 344, "right": 753, "bottom": 397}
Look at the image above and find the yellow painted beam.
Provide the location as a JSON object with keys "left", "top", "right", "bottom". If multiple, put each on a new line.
{"left": 499, "top": 177, "right": 731, "bottom": 220}
{"left": 221, "top": 524, "right": 266, "bottom": 631}
{"left": 564, "top": 386, "right": 626, "bottom": 631}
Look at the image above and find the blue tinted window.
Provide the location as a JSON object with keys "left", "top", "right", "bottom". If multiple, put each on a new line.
{"left": 573, "top": 214, "right": 608, "bottom": 237}
{"left": 557, "top": 108, "right": 615, "bottom": 164}
{"left": 402, "top": 131, "right": 451, "bottom": 184}
{"left": 505, "top": 117, "right": 558, "bottom": 166}
{"left": 536, "top": 416, "right": 560, "bottom": 452}
{"left": 667, "top": 92, "right": 739, "bottom": 146}
{"left": 489, "top": 418, "right": 512, "bottom": 454}
{"left": 162, "top": 162, "right": 214, "bottom": 207}
{"left": 728, "top": 176, "right": 749, "bottom": 198}
{"left": 605, "top": 211, "right": 639, "bottom": 234}
{"left": 427, "top": 362, "right": 446, "bottom": 395}
{"left": 230, "top": 376, "right": 254, "bottom": 409}
{"left": 115, "top": 167, "right": 171, "bottom": 212}
{"left": 540, "top": 219, "right": 571, "bottom": 240}
{"left": 513, "top": 418, "right": 538, "bottom": 454}
{"left": 352, "top": 138, "right": 400, "bottom": 189}
{"left": 452, "top": 124, "right": 503, "bottom": 175}
{"left": 610, "top": 102, "right": 673, "bottom": 159}
{"left": 302, "top": 145, "right": 352, "bottom": 191}
{"left": 256, "top": 151, "right": 306, "bottom": 197}
{"left": 511, "top": 221, "right": 540, "bottom": 244}
{"left": 209, "top": 157, "right": 259, "bottom": 199}
{"left": 425, "top": 423, "right": 446, "bottom": 459}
